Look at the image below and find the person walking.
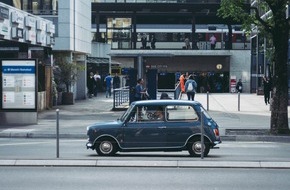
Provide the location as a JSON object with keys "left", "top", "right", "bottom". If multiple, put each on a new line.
{"left": 87, "top": 72, "right": 95, "bottom": 98}
{"left": 93, "top": 71, "right": 101, "bottom": 97}
{"left": 141, "top": 33, "right": 147, "bottom": 49}
{"left": 185, "top": 75, "right": 197, "bottom": 101}
{"left": 263, "top": 76, "right": 272, "bottom": 105}
{"left": 104, "top": 73, "right": 112, "bottom": 98}
{"left": 184, "top": 36, "right": 191, "bottom": 49}
{"left": 236, "top": 79, "right": 243, "bottom": 93}
{"left": 113, "top": 73, "right": 120, "bottom": 89}
{"left": 179, "top": 74, "right": 186, "bottom": 93}
{"left": 134, "top": 78, "right": 146, "bottom": 101}
{"left": 209, "top": 34, "right": 217, "bottom": 50}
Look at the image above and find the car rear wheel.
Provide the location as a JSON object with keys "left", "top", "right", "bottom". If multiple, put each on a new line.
{"left": 187, "top": 138, "right": 210, "bottom": 157}
{"left": 95, "top": 139, "right": 117, "bottom": 156}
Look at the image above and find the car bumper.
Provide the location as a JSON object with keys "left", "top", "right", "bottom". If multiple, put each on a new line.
{"left": 86, "top": 141, "right": 93, "bottom": 149}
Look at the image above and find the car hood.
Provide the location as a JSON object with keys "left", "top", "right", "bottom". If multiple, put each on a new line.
{"left": 87, "top": 120, "right": 122, "bottom": 130}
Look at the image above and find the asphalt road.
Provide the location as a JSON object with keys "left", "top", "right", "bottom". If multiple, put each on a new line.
{"left": 0, "top": 138, "right": 290, "bottom": 162}
{"left": 1, "top": 167, "right": 290, "bottom": 190}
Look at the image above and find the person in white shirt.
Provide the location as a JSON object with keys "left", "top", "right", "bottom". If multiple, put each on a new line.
{"left": 209, "top": 34, "right": 217, "bottom": 50}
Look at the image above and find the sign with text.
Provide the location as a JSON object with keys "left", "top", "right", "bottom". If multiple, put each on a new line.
{"left": 1, "top": 59, "right": 37, "bottom": 110}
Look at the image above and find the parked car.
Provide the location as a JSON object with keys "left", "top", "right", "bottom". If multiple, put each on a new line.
{"left": 86, "top": 100, "right": 221, "bottom": 157}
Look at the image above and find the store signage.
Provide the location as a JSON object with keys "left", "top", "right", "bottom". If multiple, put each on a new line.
{"left": 37, "top": 20, "right": 46, "bottom": 31}
{"left": 0, "top": 22, "right": 9, "bottom": 36}
{"left": 46, "top": 22, "right": 55, "bottom": 34}
{"left": 1, "top": 60, "right": 37, "bottom": 110}
{"left": 11, "top": 27, "right": 23, "bottom": 39}
{"left": 25, "top": 16, "right": 36, "bottom": 28}
{"left": 25, "top": 30, "right": 36, "bottom": 43}
{"left": 0, "top": 6, "right": 9, "bottom": 20}
{"left": 11, "top": 11, "right": 24, "bottom": 28}
{"left": 0, "top": 2, "right": 55, "bottom": 47}
{"left": 37, "top": 31, "right": 46, "bottom": 44}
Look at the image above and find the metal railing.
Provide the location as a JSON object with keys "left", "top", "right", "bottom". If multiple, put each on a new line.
{"left": 113, "top": 86, "right": 130, "bottom": 110}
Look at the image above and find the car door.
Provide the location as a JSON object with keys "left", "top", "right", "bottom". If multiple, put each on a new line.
{"left": 121, "top": 106, "right": 166, "bottom": 149}
{"left": 164, "top": 105, "right": 200, "bottom": 148}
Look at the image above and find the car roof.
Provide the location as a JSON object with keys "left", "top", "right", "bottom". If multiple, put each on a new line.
{"left": 131, "top": 100, "right": 202, "bottom": 107}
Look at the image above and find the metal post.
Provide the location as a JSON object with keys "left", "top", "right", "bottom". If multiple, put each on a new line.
{"left": 207, "top": 91, "right": 209, "bottom": 111}
{"left": 56, "top": 109, "right": 59, "bottom": 158}
{"left": 238, "top": 92, "right": 240, "bottom": 111}
{"left": 201, "top": 111, "right": 204, "bottom": 159}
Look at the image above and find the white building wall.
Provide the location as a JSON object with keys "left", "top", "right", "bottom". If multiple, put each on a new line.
{"left": 54, "top": 0, "right": 91, "bottom": 54}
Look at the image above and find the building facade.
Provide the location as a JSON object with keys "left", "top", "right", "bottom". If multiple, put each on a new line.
{"left": 91, "top": 0, "right": 252, "bottom": 93}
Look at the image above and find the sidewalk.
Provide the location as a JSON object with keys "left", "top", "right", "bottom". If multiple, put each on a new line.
{"left": 0, "top": 92, "right": 290, "bottom": 142}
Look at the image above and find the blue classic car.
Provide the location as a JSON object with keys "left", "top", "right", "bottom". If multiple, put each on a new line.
{"left": 86, "top": 100, "right": 221, "bottom": 157}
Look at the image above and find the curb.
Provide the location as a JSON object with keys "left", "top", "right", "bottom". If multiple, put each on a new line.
{"left": 1, "top": 159, "right": 290, "bottom": 169}
{"left": 1, "top": 133, "right": 290, "bottom": 143}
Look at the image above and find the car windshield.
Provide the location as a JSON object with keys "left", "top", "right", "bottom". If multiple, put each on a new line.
{"left": 119, "top": 104, "right": 134, "bottom": 122}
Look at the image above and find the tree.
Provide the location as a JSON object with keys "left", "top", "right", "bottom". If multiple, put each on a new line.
{"left": 53, "top": 56, "right": 84, "bottom": 105}
{"left": 218, "top": 0, "right": 290, "bottom": 135}
{"left": 54, "top": 57, "right": 84, "bottom": 93}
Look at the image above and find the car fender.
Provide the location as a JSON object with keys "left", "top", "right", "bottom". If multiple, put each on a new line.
{"left": 93, "top": 134, "right": 121, "bottom": 148}
{"left": 185, "top": 133, "right": 213, "bottom": 146}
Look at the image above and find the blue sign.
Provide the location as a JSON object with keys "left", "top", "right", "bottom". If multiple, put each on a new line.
{"left": 2, "top": 66, "right": 35, "bottom": 74}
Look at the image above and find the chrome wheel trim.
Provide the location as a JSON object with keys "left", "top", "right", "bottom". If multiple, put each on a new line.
{"left": 99, "top": 141, "right": 113, "bottom": 154}
{"left": 192, "top": 141, "right": 203, "bottom": 154}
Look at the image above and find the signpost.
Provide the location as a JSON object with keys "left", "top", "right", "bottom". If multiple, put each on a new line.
{"left": 0, "top": 59, "right": 38, "bottom": 125}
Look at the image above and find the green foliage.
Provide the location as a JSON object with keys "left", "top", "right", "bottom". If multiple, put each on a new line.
{"left": 53, "top": 57, "right": 85, "bottom": 93}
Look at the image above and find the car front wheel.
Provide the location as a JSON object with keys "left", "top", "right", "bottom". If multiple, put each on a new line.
{"left": 187, "top": 138, "right": 210, "bottom": 157}
{"left": 95, "top": 139, "right": 117, "bottom": 156}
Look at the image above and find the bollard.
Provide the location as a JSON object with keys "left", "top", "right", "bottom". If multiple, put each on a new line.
{"left": 201, "top": 111, "right": 204, "bottom": 159}
{"left": 206, "top": 91, "right": 209, "bottom": 111}
{"left": 238, "top": 92, "right": 240, "bottom": 111}
{"left": 56, "top": 109, "right": 60, "bottom": 158}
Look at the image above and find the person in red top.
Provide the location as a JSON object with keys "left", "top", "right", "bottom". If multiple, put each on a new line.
{"left": 179, "top": 74, "right": 186, "bottom": 93}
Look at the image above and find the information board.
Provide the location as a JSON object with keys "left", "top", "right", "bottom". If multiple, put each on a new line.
{"left": 1, "top": 60, "right": 37, "bottom": 110}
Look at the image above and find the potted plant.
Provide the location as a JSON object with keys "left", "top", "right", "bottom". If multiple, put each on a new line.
{"left": 53, "top": 57, "right": 84, "bottom": 105}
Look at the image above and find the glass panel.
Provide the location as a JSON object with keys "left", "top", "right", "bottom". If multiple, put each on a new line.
{"left": 167, "top": 106, "right": 198, "bottom": 121}
{"left": 22, "top": 0, "right": 29, "bottom": 11}
{"left": 43, "top": 0, "right": 51, "bottom": 14}
{"left": 13, "top": 0, "right": 21, "bottom": 9}
{"left": 32, "top": 0, "right": 41, "bottom": 14}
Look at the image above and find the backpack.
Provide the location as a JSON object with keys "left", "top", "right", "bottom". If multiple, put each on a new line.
{"left": 187, "top": 82, "right": 194, "bottom": 91}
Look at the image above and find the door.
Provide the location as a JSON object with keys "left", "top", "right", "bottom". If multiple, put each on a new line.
{"left": 121, "top": 106, "right": 166, "bottom": 149}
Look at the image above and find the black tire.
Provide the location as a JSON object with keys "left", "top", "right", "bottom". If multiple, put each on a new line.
{"left": 95, "top": 138, "right": 117, "bottom": 156}
{"left": 187, "top": 137, "right": 210, "bottom": 157}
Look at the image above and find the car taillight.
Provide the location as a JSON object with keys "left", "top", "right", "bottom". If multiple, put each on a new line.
{"left": 213, "top": 128, "right": 219, "bottom": 137}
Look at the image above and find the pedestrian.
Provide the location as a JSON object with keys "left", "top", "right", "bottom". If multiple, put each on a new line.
{"left": 141, "top": 33, "right": 147, "bottom": 49}
{"left": 263, "top": 76, "right": 272, "bottom": 105}
{"left": 184, "top": 36, "right": 191, "bottom": 49}
{"left": 93, "top": 71, "right": 101, "bottom": 97}
{"left": 179, "top": 74, "right": 186, "bottom": 93}
{"left": 151, "top": 35, "right": 156, "bottom": 49}
{"left": 134, "top": 78, "right": 146, "bottom": 101}
{"left": 113, "top": 73, "right": 120, "bottom": 89}
{"left": 104, "top": 73, "right": 112, "bottom": 98}
{"left": 87, "top": 72, "right": 95, "bottom": 98}
{"left": 236, "top": 79, "right": 243, "bottom": 93}
{"left": 185, "top": 75, "right": 197, "bottom": 101}
{"left": 209, "top": 34, "right": 216, "bottom": 50}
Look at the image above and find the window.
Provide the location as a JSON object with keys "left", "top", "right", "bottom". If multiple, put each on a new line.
{"left": 128, "top": 105, "right": 165, "bottom": 123}
{"left": 167, "top": 105, "right": 198, "bottom": 121}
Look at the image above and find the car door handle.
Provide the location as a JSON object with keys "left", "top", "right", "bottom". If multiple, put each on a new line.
{"left": 158, "top": 126, "right": 166, "bottom": 129}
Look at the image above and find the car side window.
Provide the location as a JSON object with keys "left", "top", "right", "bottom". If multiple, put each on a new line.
{"left": 167, "top": 105, "right": 198, "bottom": 121}
{"left": 128, "top": 106, "right": 165, "bottom": 123}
